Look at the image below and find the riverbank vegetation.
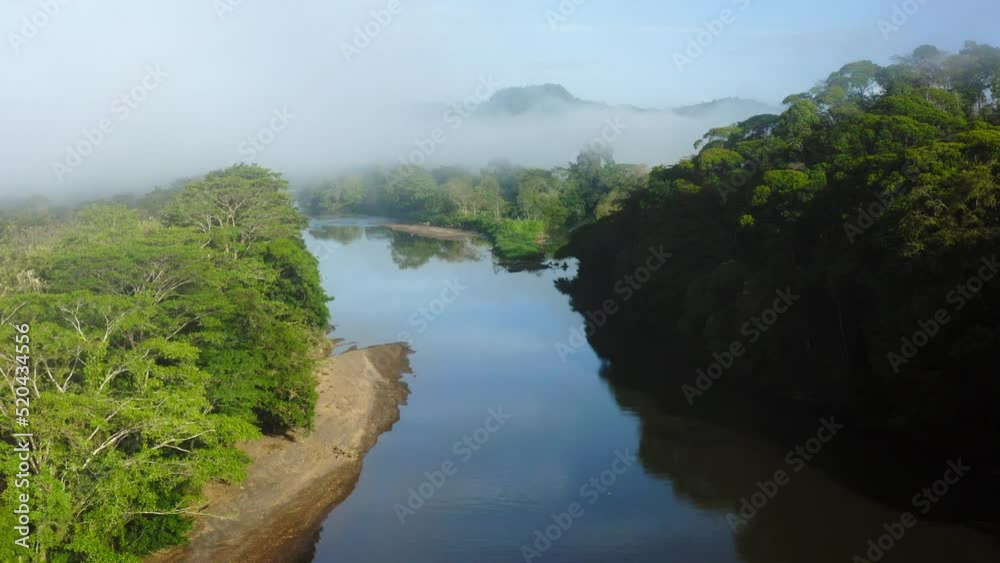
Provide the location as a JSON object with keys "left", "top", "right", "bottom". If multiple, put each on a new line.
{"left": 297, "top": 154, "right": 649, "bottom": 261}
{"left": 559, "top": 42, "right": 1000, "bottom": 456}
{"left": 3, "top": 39, "right": 998, "bottom": 561}
{"left": 0, "top": 165, "right": 329, "bottom": 561}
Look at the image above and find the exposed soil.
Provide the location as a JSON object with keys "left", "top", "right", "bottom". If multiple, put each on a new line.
{"left": 147, "top": 343, "right": 412, "bottom": 563}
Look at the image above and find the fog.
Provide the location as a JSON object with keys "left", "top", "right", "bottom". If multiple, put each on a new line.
{"left": 1, "top": 0, "right": 991, "bottom": 199}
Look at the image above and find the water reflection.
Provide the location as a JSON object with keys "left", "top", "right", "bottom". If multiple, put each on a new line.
{"left": 311, "top": 223, "right": 485, "bottom": 270}
{"left": 607, "top": 377, "right": 1000, "bottom": 563}
{"left": 309, "top": 224, "right": 364, "bottom": 245}
{"left": 385, "top": 232, "right": 483, "bottom": 270}
{"left": 304, "top": 216, "right": 999, "bottom": 563}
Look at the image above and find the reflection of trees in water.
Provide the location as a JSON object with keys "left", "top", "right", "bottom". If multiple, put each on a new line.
{"left": 294, "top": 526, "right": 322, "bottom": 563}
{"left": 382, "top": 230, "right": 484, "bottom": 270}
{"left": 363, "top": 226, "right": 394, "bottom": 241}
{"left": 608, "top": 377, "right": 776, "bottom": 511}
{"left": 603, "top": 366, "right": 1000, "bottom": 563}
{"left": 309, "top": 225, "right": 364, "bottom": 245}
{"left": 309, "top": 226, "right": 484, "bottom": 270}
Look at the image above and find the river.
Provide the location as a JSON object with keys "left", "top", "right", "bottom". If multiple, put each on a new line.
{"left": 300, "top": 217, "right": 999, "bottom": 563}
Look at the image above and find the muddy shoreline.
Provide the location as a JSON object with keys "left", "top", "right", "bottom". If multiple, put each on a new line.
{"left": 382, "top": 222, "right": 479, "bottom": 241}
{"left": 147, "top": 343, "right": 411, "bottom": 563}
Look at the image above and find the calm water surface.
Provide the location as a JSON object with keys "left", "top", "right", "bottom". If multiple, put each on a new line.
{"left": 301, "top": 217, "right": 999, "bottom": 563}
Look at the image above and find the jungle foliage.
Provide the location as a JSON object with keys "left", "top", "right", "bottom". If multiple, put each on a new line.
{"left": 297, "top": 153, "right": 649, "bottom": 261}
{"left": 561, "top": 43, "right": 1000, "bottom": 451}
{"left": 0, "top": 165, "right": 329, "bottom": 561}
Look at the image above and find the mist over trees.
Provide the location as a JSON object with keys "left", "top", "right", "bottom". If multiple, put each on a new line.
{"left": 298, "top": 149, "right": 649, "bottom": 261}
{"left": 2, "top": 38, "right": 1000, "bottom": 561}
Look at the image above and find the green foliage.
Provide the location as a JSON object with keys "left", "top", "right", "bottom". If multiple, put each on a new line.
{"left": 762, "top": 170, "right": 811, "bottom": 195}
{"left": 490, "top": 220, "right": 546, "bottom": 261}
{"left": 0, "top": 165, "right": 328, "bottom": 560}
{"left": 298, "top": 152, "right": 650, "bottom": 262}
{"left": 875, "top": 94, "right": 967, "bottom": 131}
{"left": 255, "top": 239, "right": 331, "bottom": 327}
{"left": 561, "top": 42, "right": 1000, "bottom": 456}
{"left": 163, "top": 164, "right": 304, "bottom": 258}
{"left": 751, "top": 185, "right": 772, "bottom": 207}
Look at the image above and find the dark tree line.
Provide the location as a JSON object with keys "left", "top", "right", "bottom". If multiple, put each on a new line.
{"left": 561, "top": 42, "right": 1000, "bottom": 456}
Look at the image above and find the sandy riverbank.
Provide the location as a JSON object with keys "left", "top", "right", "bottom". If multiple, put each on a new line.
{"left": 147, "top": 343, "right": 411, "bottom": 563}
{"left": 383, "top": 222, "right": 479, "bottom": 241}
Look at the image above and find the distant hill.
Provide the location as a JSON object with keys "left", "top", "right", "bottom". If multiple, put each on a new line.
{"left": 672, "top": 97, "right": 779, "bottom": 118}
{"left": 479, "top": 85, "right": 779, "bottom": 121}
{"left": 480, "top": 84, "right": 605, "bottom": 116}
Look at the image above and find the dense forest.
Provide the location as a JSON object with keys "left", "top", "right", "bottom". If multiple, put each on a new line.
{"left": 302, "top": 41, "right": 1000, "bottom": 460}
{"left": 0, "top": 165, "right": 329, "bottom": 560}
{"left": 4, "top": 39, "right": 1000, "bottom": 561}
{"left": 560, "top": 42, "right": 1000, "bottom": 457}
{"left": 297, "top": 154, "right": 649, "bottom": 262}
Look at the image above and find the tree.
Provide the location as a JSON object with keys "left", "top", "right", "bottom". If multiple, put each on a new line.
{"left": 0, "top": 165, "right": 329, "bottom": 559}
{"left": 164, "top": 164, "right": 303, "bottom": 257}
{"left": 558, "top": 43, "right": 1000, "bottom": 467}
{"left": 477, "top": 175, "right": 508, "bottom": 221}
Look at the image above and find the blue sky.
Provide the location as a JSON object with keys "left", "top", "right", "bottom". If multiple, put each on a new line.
{"left": 395, "top": 0, "right": 1000, "bottom": 106}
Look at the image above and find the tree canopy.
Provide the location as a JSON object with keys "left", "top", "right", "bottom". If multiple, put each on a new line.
{"left": 560, "top": 42, "right": 1000, "bottom": 454}
{"left": 0, "top": 165, "right": 329, "bottom": 561}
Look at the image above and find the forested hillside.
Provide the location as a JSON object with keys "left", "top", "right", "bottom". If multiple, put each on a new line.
{"left": 560, "top": 42, "right": 1000, "bottom": 454}
{"left": 0, "top": 165, "right": 329, "bottom": 561}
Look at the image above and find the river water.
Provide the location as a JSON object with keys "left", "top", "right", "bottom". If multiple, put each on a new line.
{"left": 301, "top": 217, "right": 999, "bottom": 563}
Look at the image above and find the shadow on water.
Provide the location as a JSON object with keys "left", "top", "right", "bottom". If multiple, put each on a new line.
{"left": 303, "top": 216, "right": 1000, "bottom": 563}
{"left": 602, "top": 362, "right": 1000, "bottom": 562}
